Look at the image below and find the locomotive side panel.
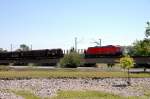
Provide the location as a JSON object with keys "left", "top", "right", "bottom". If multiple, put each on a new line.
{"left": 85, "top": 45, "right": 123, "bottom": 58}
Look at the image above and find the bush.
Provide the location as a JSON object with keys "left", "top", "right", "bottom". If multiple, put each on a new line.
{"left": 59, "top": 52, "right": 81, "bottom": 68}
{"left": 120, "top": 55, "right": 134, "bottom": 85}
{"left": 120, "top": 55, "right": 134, "bottom": 69}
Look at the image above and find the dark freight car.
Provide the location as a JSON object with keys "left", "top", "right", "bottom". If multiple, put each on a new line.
{"left": 0, "top": 48, "right": 64, "bottom": 60}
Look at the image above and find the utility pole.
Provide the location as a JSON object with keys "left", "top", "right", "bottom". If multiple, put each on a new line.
{"left": 99, "top": 38, "right": 101, "bottom": 46}
{"left": 10, "top": 44, "right": 13, "bottom": 58}
{"left": 30, "top": 44, "right": 32, "bottom": 50}
{"left": 10, "top": 44, "right": 13, "bottom": 52}
{"left": 93, "top": 38, "right": 102, "bottom": 46}
{"left": 75, "top": 37, "right": 77, "bottom": 52}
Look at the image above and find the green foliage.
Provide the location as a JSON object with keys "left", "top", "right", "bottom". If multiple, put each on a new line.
{"left": 17, "top": 44, "right": 30, "bottom": 51}
{"left": 120, "top": 55, "right": 134, "bottom": 85}
{"left": 129, "top": 22, "right": 150, "bottom": 56}
{"left": 120, "top": 55, "right": 134, "bottom": 69}
{"left": 12, "top": 90, "right": 41, "bottom": 99}
{"left": 131, "top": 22, "right": 150, "bottom": 56}
{"left": 145, "top": 21, "right": 150, "bottom": 38}
{"left": 59, "top": 52, "right": 81, "bottom": 68}
{"left": 131, "top": 39, "right": 150, "bottom": 56}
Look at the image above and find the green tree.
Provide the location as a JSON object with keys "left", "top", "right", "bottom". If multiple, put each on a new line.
{"left": 17, "top": 44, "right": 30, "bottom": 51}
{"left": 0, "top": 48, "right": 7, "bottom": 52}
{"left": 132, "top": 39, "right": 150, "bottom": 56}
{"left": 129, "top": 21, "right": 150, "bottom": 71}
{"left": 130, "top": 21, "right": 150, "bottom": 56}
{"left": 145, "top": 21, "right": 150, "bottom": 38}
{"left": 59, "top": 52, "right": 81, "bottom": 68}
{"left": 120, "top": 55, "right": 134, "bottom": 85}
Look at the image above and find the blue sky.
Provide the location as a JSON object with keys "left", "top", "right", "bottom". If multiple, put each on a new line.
{"left": 0, "top": 0, "right": 150, "bottom": 51}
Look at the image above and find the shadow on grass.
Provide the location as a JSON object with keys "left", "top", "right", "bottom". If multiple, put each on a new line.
{"left": 112, "top": 84, "right": 127, "bottom": 87}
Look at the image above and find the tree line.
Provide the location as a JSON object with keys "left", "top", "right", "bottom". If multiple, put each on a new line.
{"left": 128, "top": 21, "right": 150, "bottom": 56}
{"left": 0, "top": 44, "right": 30, "bottom": 52}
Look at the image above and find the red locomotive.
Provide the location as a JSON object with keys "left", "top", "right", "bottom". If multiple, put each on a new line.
{"left": 85, "top": 45, "right": 123, "bottom": 58}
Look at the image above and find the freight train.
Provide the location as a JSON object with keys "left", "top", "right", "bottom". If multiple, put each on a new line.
{"left": 0, "top": 45, "right": 125, "bottom": 66}
{"left": 0, "top": 45, "right": 149, "bottom": 66}
{"left": 0, "top": 49, "right": 64, "bottom": 65}
{"left": 0, "top": 49, "right": 64, "bottom": 60}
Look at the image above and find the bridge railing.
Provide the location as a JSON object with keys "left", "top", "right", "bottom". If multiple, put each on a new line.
{"left": 63, "top": 49, "right": 85, "bottom": 54}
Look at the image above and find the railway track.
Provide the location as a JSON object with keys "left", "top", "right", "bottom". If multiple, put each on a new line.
{"left": 0, "top": 56, "right": 150, "bottom": 66}
{"left": 83, "top": 56, "right": 150, "bottom": 64}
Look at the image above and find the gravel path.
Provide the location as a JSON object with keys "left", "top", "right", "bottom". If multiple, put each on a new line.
{"left": 0, "top": 78, "right": 150, "bottom": 98}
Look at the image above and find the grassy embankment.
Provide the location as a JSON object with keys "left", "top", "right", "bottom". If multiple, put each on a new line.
{"left": 10, "top": 90, "right": 150, "bottom": 99}
{"left": 0, "top": 67, "right": 150, "bottom": 99}
{"left": 0, "top": 67, "right": 150, "bottom": 79}
{"left": 51, "top": 90, "right": 150, "bottom": 99}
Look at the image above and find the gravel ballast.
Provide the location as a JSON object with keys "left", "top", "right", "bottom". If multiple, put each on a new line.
{"left": 0, "top": 78, "right": 150, "bottom": 98}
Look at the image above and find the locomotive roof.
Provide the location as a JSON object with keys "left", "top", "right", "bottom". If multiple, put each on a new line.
{"left": 88, "top": 45, "right": 121, "bottom": 48}
{"left": 0, "top": 48, "right": 62, "bottom": 53}
{"left": 17, "top": 48, "right": 62, "bottom": 52}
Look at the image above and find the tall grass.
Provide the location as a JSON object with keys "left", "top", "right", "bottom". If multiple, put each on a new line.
{"left": 51, "top": 90, "right": 149, "bottom": 99}
{"left": 0, "top": 69, "right": 150, "bottom": 79}
{"left": 11, "top": 90, "right": 41, "bottom": 99}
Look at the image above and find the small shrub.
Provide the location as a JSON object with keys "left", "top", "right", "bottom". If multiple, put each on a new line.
{"left": 120, "top": 55, "right": 134, "bottom": 85}
{"left": 120, "top": 55, "right": 134, "bottom": 69}
{"left": 59, "top": 52, "right": 81, "bottom": 68}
